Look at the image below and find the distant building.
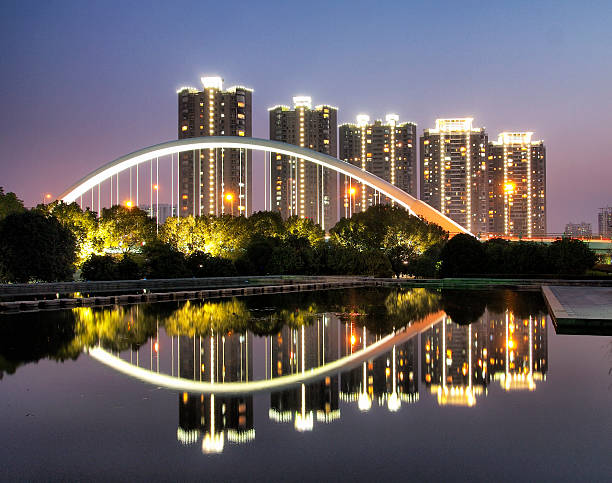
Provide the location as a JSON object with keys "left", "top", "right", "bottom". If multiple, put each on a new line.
{"left": 339, "top": 114, "right": 417, "bottom": 217}
{"left": 420, "top": 118, "right": 488, "bottom": 234}
{"left": 599, "top": 207, "right": 612, "bottom": 237}
{"left": 177, "top": 76, "right": 253, "bottom": 217}
{"left": 139, "top": 203, "right": 175, "bottom": 224}
{"left": 487, "top": 132, "right": 546, "bottom": 237}
{"left": 564, "top": 222, "right": 592, "bottom": 237}
{"left": 268, "top": 97, "right": 338, "bottom": 230}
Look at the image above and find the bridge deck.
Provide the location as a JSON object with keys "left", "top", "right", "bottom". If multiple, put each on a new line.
{"left": 542, "top": 285, "right": 612, "bottom": 334}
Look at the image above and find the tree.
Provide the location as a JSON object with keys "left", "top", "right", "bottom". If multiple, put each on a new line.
{"left": 159, "top": 216, "right": 205, "bottom": 255}
{"left": 0, "top": 187, "right": 25, "bottom": 220}
{"left": 248, "top": 211, "right": 285, "bottom": 238}
{"left": 199, "top": 214, "right": 250, "bottom": 259}
{"left": 141, "top": 242, "right": 189, "bottom": 279}
{"left": 235, "top": 235, "right": 280, "bottom": 275}
{"left": 0, "top": 211, "right": 76, "bottom": 282}
{"left": 186, "top": 251, "right": 237, "bottom": 277}
{"left": 37, "top": 201, "right": 103, "bottom": 266}
{"left": 439, "top": 234, "right": 486, "bottom": 277}
{"left": 117, "top": 254, "right": 142, "bottom": 280}
{"left": 81, "top": 255, "right": 118, "bottom": 281}
{"left": 548, "top": 238, "right": 596, "bottom": 275}
{"left": 99, "top": 205, "right": 156, "bottom": 252}
{"left": 330, "top": 205, "right": 448, "bottom": 277}
{"left": 285, "top": 216, "right": 325, "bottom": 244}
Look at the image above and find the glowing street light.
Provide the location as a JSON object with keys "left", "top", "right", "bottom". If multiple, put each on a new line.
{"left": 225, "top": 193, "right": 234, "bottom": 216}
{"left": 348, "top": 186, "right": 357, "bottom": 217}
{"left": 504, "top": 182, "right": 515, "bottom": 236}
{"left": 125, "top": 200, "right": 133, "bottom": 208}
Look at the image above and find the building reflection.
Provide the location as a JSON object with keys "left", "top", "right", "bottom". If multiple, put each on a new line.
{"left": 421, "top": 308, "right": 548, "bottom": 406}
{"left": 176, "top": 331, "right": 254, "bottom": 453}
{"left": 267, "top": 314, "right": 341, "bottom": 431}
{"left": 340, "top": 322, "right": 419, "bottom": 412}
{"left": 488, "top": 311, "right": 547, "bottom": 391}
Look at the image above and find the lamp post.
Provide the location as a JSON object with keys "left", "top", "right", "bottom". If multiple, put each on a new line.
{"left": 504, "top": 182, "right": 515, "bottom": 236}
{"left": 225, "top": 193, "right": 234, "bottom": 216}
{"left": 349, "top": 186, "right": 357, "bottom": 218}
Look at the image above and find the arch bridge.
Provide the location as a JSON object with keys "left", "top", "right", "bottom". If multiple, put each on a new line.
{"left": 59, "top": 136, "right": 468, "bottom": 235}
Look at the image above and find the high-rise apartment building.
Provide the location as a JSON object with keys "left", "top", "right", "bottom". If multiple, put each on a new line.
{"left": 564, "top": 222, "right": 592, "bottom": 237}
{"left": 268, "top": 97, "right": 338, "bottom": 230}
{"left": 599, "top": 207, "right": 612, "bottom": 237}
{"left": 177, "top": 76, "right": 253, "bottom": 217}
{"left": 339, "top": 114, "right": 417, "bottom": 217}
{"left": 420, "top": 118, "right": 488, "bottom": 234}
{"left": 487, "top": 132, "right": 546, "bottom": 236}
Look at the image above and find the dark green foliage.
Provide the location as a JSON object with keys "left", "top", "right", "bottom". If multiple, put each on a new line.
{"left": 247, "top": 211, "right": 286, "bottom": 237}
{"left": 117, "top": 254, "right": 142, "bottom": 280}
{"left": 439, "top": 234, "right": 486, "bottom": 277}
{"left": 406, "top": 243, "right": 444, "bottom": 278}
{"left": 483, "top": 239, "right": 551, "bottom": 275}
{"left": 186, "top": 251, "right": 237, "bottom": 277}
{"left": 0, "top": 211, "right": 76, "bottom": 282}
{"left": 81, "top": 255, "right": 118, "bottom": 281}
{"left": 0, "top": 187, "right": 25, "bottom": 220}
{"left": 141, "top": 242, "right": 189, "bottom": 279}
{"left": 356, "top": 250, "right": 394, "bottom": 277}
{"left": 547, "top": 238, "right": 597, "bottom": 275}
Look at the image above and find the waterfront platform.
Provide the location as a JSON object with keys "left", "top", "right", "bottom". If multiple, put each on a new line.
{"left": 542, "top": 285, "right": 612, "bottom": 334}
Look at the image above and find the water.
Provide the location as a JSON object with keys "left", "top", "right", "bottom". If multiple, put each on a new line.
{"left": 1, "top": 288, "right": 611, "bottom": 481}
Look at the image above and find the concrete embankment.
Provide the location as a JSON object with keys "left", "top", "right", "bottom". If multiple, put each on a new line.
{"left": 1, "top": 276, "right": 611, "bottom": 314}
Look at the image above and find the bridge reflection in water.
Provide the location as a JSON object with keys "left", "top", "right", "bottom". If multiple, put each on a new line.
{"left": 81, "top": 289, "right": 548, "bottom": 454}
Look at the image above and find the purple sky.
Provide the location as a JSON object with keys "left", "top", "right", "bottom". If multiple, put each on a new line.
{"left": 1, "top": 0, "right": 611, "bottom": 232}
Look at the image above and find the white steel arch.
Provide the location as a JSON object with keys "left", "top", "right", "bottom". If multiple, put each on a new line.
{"left": 59, "top": 136, "right": 468, "bottom": 234}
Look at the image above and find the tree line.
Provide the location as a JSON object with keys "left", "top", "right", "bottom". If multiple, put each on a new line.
{"left": 0, "top": 186, "right": 599, "bottom": 283}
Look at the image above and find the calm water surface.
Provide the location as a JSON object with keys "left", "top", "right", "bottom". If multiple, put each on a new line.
{"left": 1, "top": 288, "right": 611, "bottom": 481}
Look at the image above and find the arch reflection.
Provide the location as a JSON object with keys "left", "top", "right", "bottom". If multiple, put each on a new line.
{"left": 70, "top": 288, "right": 550, "bottom": 454}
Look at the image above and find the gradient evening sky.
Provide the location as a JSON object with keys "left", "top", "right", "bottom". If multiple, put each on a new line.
{"left": 1, "top": 0, "right": 611, "bottom": 232}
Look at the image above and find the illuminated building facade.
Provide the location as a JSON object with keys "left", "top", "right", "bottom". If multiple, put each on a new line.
{"left": 487, "top": 132, "right": 546, "bottom": 236}
{"left": 420, "top": 118, "right": 488, "bottom": 234}
{"left": 339, "top": 114, "right": 417, "bottom": 217}
{"left": 598, "top": 206, "right": 612, "bottom": 237}
{"left": 268, "top": 97, "right": 338, "bottom": 230}
{"left": 178, "top": 76, "right": 253, "bottom": 217}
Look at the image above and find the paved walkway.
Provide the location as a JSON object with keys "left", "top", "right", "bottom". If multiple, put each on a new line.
{"left": 542, "top": 285, "right": 612, "bottom": 334}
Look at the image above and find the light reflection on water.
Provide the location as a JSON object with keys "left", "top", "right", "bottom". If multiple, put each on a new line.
{"left": 2, "top": 287, "right": 611, "bottom": 481}
{"left": 57, "top": 288, "right": 549, "bottom": 454}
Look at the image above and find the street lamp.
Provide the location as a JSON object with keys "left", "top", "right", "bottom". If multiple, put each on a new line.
{"left": 504, "top": 182, "right": 515, "bottom": 236}
{"left": 225, "top": 193, "right": 234, "bottom": 216}
{"left": 349, "top": 186, "right": 357, "bottom": 217}
{"left": 125, "top": 200, "right": 133, "bottom": 208}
